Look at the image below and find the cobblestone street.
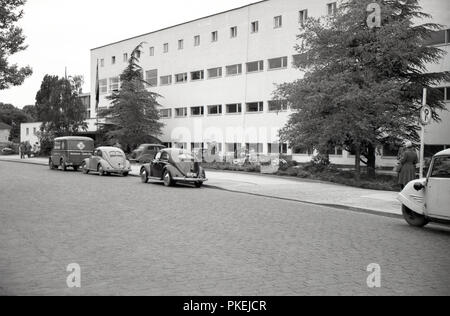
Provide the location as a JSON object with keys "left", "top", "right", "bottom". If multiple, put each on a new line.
{"left": 1, "top": 162, "right": 449, "bottom": 295}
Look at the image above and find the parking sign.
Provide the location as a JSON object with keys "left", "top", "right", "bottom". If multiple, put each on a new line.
{"left": 420, "top": 105, "right": 432, "bottom": 125}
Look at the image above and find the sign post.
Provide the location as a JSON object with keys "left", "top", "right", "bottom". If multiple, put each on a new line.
{"left": 419, "top": 88, "right": 432, "bottom": 178}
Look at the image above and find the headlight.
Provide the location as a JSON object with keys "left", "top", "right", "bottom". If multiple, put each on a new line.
{"left": 187, "top": 172, "right": 197, "bottom": 178}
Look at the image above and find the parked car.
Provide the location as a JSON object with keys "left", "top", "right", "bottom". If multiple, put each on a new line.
{"left": 1, "top": 147, "right": 14, "bottom": 155}
{"left": 398, "top": 149, "right": 450, "bottom": 227}
{"left": 140, "top": 148, "right": 207, "bottom": 187}
{"left": 130, "top": 144, "right": 166, "bottom": 163}
{"left": 80, "top": 147, "right": 131, "bottom": 176}
{"left": 49, "top": 137, "right": 95, "bottom": 171}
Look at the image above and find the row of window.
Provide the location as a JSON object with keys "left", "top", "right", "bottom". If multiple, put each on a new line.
{"left": 98, "top": 3, "right": 338, "bottom": 67}
{"left": 99, "top": 55, "right": 300, "bottom": 93}
{"left": 425, "top": 29, "right": 450, "bottom": 46}
{"left": 159, "top": 100, "right": 289, "bottom": 118}
{"left": 162, "top": 142, "right": 289, "bottom": 155}
{"left": 437, "top": 86, "right": 450, "bottom": 101}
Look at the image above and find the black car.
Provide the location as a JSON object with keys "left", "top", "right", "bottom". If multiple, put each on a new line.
{"left": 140, "top": 148, "right": 207, "bottom": 188}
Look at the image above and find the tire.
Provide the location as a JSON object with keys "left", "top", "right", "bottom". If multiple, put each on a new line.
{"left": 140, "top": 169, "right": 149, "bottom": 183}
{"left": 195, "top": 181, "right": 203, "bottom": 188}
{"left": 49, "top": 159, "right": 56, "bottom": 170}
{"left": 98, "top": 164, "right": 105, "bottom": 176}
{"left": 163, "top": 170, "right": 175, "bottom": 187}
{"left": 73, "top": 166, "right": 79, "bottom": 172}
{"left": 81, "top": 162, "right": 89, "bottom": 174}
{"left": 402, "top": 205, "right": 429, "bottom": 227}
{"left": 61, "top": 160, "right": 67, "bottom": 171}
{"left": 122, "top": 172, "right": 129, "bottom": 177}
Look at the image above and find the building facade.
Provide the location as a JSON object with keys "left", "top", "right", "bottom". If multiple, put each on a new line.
{"left": 0, "top": 122, "right": 12, "bottom": 143}
{"left": 90, "top": 0, "right": 450, "bottom": 166}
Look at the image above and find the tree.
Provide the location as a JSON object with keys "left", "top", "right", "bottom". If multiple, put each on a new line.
{"left": 99, "top": 43, "right": 163, "bottom": 151}
{"left": 0, "top": 102, "right": 31, "bottom": 142}
{"left": 0, "top": 0, "right": 32, "bottom": 90}
{"left": 275, "top": 0, "right": 450, "bottom": 180}
{"left": 22, "top": 104, "right": 37, "bottom": 121}
{"left": 35, "top": 74, "right": 87, "bottom": 137}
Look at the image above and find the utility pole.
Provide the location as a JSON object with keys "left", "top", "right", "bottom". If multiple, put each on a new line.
{"left": 419, "top": 88, "right": 432, "bottom": 178}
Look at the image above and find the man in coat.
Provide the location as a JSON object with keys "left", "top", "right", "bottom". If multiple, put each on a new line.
{"left": 398, "top": 141, "right": 418, "bottom": 190}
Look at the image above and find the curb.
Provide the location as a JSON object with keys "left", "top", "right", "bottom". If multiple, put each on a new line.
{"left": 1, "top": 158, "right": 402, "bottom": 219}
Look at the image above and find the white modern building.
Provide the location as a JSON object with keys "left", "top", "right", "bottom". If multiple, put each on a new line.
{"left": 89, "top": 0, "right": 450, "bottom": 166}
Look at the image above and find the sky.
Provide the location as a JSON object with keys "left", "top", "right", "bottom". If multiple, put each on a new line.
{"left": 0, "top": 0, "right": 258, "bottom": 108}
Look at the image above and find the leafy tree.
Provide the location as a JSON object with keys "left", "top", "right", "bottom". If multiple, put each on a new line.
{"left": 0, "top": 102, "right": 31, "bottom": 141}
{"left": 0, "top": 0, "right": 32, "bottom": 90}
{"left": 275, "top": 0, "right": 450, "bottom": 180}
{"left": 99, "top": 43, "right": 163, "bottom": 151}
{"left": 35, "top": 74, "right": 87, "bottom": 137}
{"left": 22, "top": 104, "right": 37, "bottom": 120}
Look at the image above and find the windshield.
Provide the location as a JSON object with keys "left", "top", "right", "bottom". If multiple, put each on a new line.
{"left": 177, "top": 151, "right": 194, "bottom": 162}
{"left": 430, "top": 156, "right": 450, "bottom": 178}
{"left": 68, "top": 140, "right": 94, "bottom": 151}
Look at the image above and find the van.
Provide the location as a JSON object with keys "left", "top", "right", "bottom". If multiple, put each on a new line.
{"left": 49, "top": 136, "right": 95, "bottom": 171}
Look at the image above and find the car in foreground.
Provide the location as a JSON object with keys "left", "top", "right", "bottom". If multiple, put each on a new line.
{"left": 140, "top": 148, "right": 207, "bottom": 187}
{"left": 49, "top": 136, "right": 95, "bottom": 171}
{"left": 81, "top": 146, "right": 131, "bottom": 176}
{"left": 398, "top": 149, "right": 450, "bottom": 227}
{"left": 130, "top": 144, "right": 166, "bottom": 163}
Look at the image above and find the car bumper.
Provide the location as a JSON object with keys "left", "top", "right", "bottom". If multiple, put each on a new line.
{"left": 173, "top": 177, "right": 208, "bottom": 182}
{"left": 105, "top": 168, "right": 131, "bottom": 173}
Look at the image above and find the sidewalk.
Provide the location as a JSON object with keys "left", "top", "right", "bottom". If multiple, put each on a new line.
{"left": 0, "top": 155, "right": 401, "bottom": 217}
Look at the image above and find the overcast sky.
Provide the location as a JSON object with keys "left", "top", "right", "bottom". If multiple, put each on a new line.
{"left": 0, "top": 0, "right": 257, "bottom": 108}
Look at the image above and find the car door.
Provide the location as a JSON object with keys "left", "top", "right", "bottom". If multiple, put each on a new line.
{"left": 426, "top": 155, "right": 450, "bottom": 219}
{"left": 89, "top": 150, "right": 101, "bottom": 170}
{"left": 151, "top": 152, "right": 167, "bottom": 178}
{"left": 52, "top": 141, "right": 61, "bottom": 165}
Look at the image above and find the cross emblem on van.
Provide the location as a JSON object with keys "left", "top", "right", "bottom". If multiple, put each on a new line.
{"left": 77, "top": 142, "right": 86, "bottom": 150}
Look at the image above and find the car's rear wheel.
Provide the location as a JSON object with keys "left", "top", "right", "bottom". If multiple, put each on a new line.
{"left": 140, "top": 169, "right": 149, "bottom": 183}
{"left": 81, "top": 162, "right": 89, "bottom": 174}
{"left": 98, "top": 164, "right": 105, "bottom": 176}
{"left": 163, "top": 170, "right": 175, "bottom": 187}
{"left": 73, "top": 166, "right": 79, "bottom": 172}
{"left": 195, "top": 181, "right": 203, "bottom": 188}
{"left": 402, "top": 205, "right": 429, "bottom": 227}
{"left": 122, "top": 172, "right": 129, "bottom": 177}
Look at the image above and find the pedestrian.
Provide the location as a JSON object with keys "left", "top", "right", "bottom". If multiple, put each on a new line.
{"left": 397, "top": 141, "right": 418, "bottom": 190}
{"left": 25, "top": 141, "right": 32, "bottom": 158}
{"left": 19, "top": 142, "right": 24, "bottom": 159}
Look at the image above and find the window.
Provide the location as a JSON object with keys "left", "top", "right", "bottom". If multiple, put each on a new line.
{"left": 293, "top": 146, "right": 313, "bottom": 155}
{"left": 246, "top": 102, "right": 264, "bottom": 113}
{"left": 251, "top": 21, "right": 259, "bottom": 33}
{"left": 191, "top": 70, "right": 204, "bottom": 81}
{"left": 160, "top": 75, "right": 172, "bottom": 86}
{"left": 123, "top": 53, "right": 128, "bottom": 62}
{"left": 246, "top": 143, "right": 264, "bottom": 153}
{"left": 226, "top": 64, "right": 242, "bottom": 76}
{"left": 268, "top": 56, "right": 288, "bottom": 70}
{"left": 230, "top": 26, "right": 237, "bottom": 38}
{"left": 149, "top": 47, "right": 155, "bottom": 56}
{"left": 211, "top": 31, "right": 218, "bottom": 42}
{"left": 175, "top": 73, "right": 188, "bottom": 83}
{"left": 99, "top": 79, "right": 107, "bottom": 94}
{"left": 178, "top": 39, "right": 184, "bottom": 50}
{"left": 100, "top": 59, "right": 104, "bottom": 67}
{"left": 175, "top": 107, "right": 188, "bottom": 117}
{"left": 430, "top": 156, "right": 450, "bottom": 178}
{"left": 424, "top": 29, "right": 450, "bottom": 46}
{"left": 299, "top": 10, "right": 308, "bottom": 25}
{"left": 194, "top": 35, "right": 200, "bottom": 46}
{"left": 163, "top": 43, "right": 169, "bottom": 53}
{"left": 246, "top": 60, "right": 264, "bottom": 73}
{"left": 274, "top": 16, "right": 282, "bottom": 28}
{"left": 146, "top": 69, "right": 158, "bottom": 86}
{"left": 111, "top": 56, "right": 116, "bottom": 65}
{"left": 207, "top": 67, "right": 222, "bottom": 79}
{"left": 136, "top": 50, "right": 141, "bottom": 59}
{"left": 268, "top": 100, "right": 289, "bottom": 112}
{"left": 226, "top": 103, "right": 242, "bottom": 114}
{"left": 191, "top": 106, "right": 204, "bottom": 116}
{"left": 33, "top": 127, "right": 37, "bottom": 135}
{"left": 327, "top": 2, "right": 337, "bottom": 15}
{"left": 208, "top": 105, "right": 222, "bottom": 115}
{"left": 109, "top": 77, "right": 119, "bottom": 92}
{"left": 26, "top": 128, "right": 29, "bottom": 136}
{"left": 326, "top": 147, "right": 343, "bottom": 156}
{"left": 268, "top": 143, "right": 288, "bottom": 154}
{"left": 160, "top": 109, "right": 172, "bottom": 119}
{"left": 382, "top": 144, "right": 401, "bottom": 157}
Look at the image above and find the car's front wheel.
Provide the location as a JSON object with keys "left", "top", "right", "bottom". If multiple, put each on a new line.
{"left": 402, "top": 205, "right": 429, "bottom": 227}
{"left": 163, "top": 170, "right": 175, "bottom": 187}
{"left": 140, "top": 169, "right": 149, "bottom": 183}
{"left": 195, "top": 181, "right": 203, "bottom": 188}
{"left": 61, "top": 159, "right": 67, "bottom": 171}
{"left": 81, "top": 162, "right": 89, "bottom": 174}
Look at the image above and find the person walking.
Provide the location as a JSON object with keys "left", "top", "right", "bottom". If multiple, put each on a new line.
{"left": 397, "top": 141, "right": 418, "bottom": 190}
{"left": 19, "top": 142, "right": 24, "bottom": 159}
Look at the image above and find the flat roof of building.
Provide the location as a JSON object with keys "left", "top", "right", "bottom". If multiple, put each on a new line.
{"left": 91, "top": 0, "right": 268, "bottom": 51}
